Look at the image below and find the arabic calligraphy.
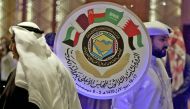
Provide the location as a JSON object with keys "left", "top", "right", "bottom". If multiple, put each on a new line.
{"left": 65, "top": 48, "right": 140, "bottom": 94}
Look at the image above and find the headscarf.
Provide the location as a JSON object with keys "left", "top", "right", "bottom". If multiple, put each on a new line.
{"left": 9, "top": 22, "right": 81, "bottom": 109}
{"left": 144, "top": 21, "right": 172, "bottom": 36}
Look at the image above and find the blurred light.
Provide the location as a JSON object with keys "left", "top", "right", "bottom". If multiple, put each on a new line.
{"left": 0, "top": 1, "right": 2, "bottom": 19}
{"left": 161, "top": 1, "right": 167, "bottom": 6}
{"left": 56, "top": 6, "right": 60, "bottom": 9}
{"left": 150, "top": 10, "right": 156, "bottom": 21}
{"left": 0, "top": 2, "right": 2, "bottom": 7}
{"left": 176, "top": 7, "right": 181, "bottom": 16}
{"left": 55, "top": 0, "right": 67, "bottom": 24}
{"left": 176, "top": 0, "right": 181, "bottom": 4}
{"left": 0, "top": 1, "right": 2, "bottom": 37}
{"left": 27, "top": 0, "right": 33, "bottom": 21}
{"left": 123, "top": 5, "right": 127, "bottom": 8}
{"left": 150, "top": 4, "right": 156, "bottom": 9}
{"left": 80, "top": 0, "right": 86, "bottom": 3}
{"left": 151, "top": 0, "right": 156, "bottom": 4}
{"left": 149, "top": 0, "right": 157, "bottom": 21}
{"left": 56, "top": 0, "right": 61, "bottom": 5}
{"left": 130, "top": 4, "right": 134, "bottom": 8}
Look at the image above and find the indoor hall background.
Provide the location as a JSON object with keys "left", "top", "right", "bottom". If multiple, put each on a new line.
{"left": 1, "top": 0, "right": 190, "bottom": 109}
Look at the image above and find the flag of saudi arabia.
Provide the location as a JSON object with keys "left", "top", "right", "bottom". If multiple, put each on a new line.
{"left": 62, "top": 26, "right": 80, "bottom": 47}
{"left": 105, "top": 8, "right": 123, "bottom": 25}
{"left": 92, "top": 8, "right": 123, "bottom": 25}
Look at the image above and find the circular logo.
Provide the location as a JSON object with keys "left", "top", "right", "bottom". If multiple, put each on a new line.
{"left": 82, "top": 25, "right": 124, "bottom": 67}
{"left": 54, "top": 2, "right": 151, "bottom": 99}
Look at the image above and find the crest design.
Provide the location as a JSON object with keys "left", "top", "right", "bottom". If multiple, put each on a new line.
{"left": 83, "top": 25, "right": 123, "bottom": 67}
{"left": 55, "top": 2, "right": 151, "bottom": 99}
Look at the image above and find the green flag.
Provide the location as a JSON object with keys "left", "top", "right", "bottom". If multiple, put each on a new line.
{"left": 105, "top": 8, "right": 123, "bottom": 25}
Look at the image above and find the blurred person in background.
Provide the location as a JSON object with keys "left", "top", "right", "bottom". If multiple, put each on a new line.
{"left": 162, "top": 26, "right": 190, "bottom": 109}
{"left": 44, "top": 32, "right": 56, "bottom": 52}
{"left": 0, "top": 36, "right": 17, "bottom": 94}
{"left": 163, "top": 26, "right": 189, "bottom": 109}
{"left": 172, "top": 53, "right": 190, "bottom": 109}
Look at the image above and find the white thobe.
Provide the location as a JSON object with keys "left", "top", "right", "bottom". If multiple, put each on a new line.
{"left": 11, "top": 26, "right": 82, "bottom": 109}
{"left": 112, "top": 56, "right": 173, "bottom": 109}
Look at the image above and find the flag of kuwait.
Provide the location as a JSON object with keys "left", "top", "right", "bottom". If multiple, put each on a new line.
{"left": 62, "top": 26, "right": 80, "bottom": 47}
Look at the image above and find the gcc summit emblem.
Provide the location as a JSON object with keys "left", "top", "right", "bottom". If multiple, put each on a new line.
{"left": 55, "top": 2, "right": 151, "bottom": 99}
{"left": 83, "top": 25, "right": 124, "bottom": 67}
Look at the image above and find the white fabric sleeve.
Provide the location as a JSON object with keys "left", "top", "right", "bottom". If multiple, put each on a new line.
{"left": 57, "top": 60, "right": 82, "bottom": 109}
{"left": 112, "top": 89, "right": 136, "bottom": 109}
{"left": 66, "top": 70, "right": 82, "bottom": 109}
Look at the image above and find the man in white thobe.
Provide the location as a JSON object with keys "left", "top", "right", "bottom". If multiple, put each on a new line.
{"left": 112, "top": 21, "right": 174, "bottom": 109}
{"left": 1, "top": 22, "right": 82, "bottom": 109}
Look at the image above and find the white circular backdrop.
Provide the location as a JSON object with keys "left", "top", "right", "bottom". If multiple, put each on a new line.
{"left": 54, "top": 2, "right": 151, "bottom": 99}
